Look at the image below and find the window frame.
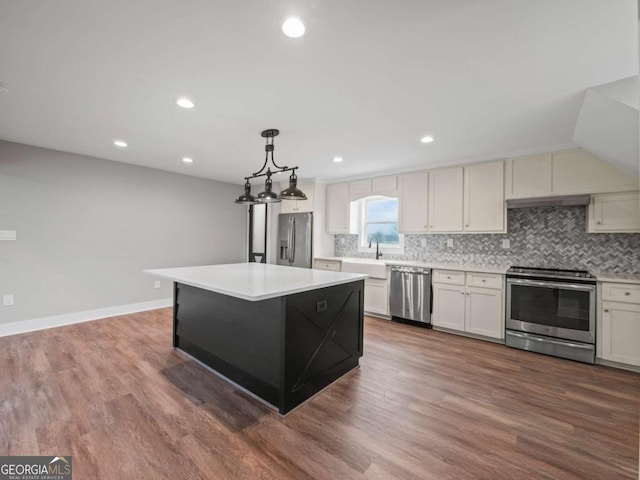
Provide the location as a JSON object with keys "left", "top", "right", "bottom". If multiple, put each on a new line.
{"left": 356, "top": 195, "right": 405, "bottom": 254}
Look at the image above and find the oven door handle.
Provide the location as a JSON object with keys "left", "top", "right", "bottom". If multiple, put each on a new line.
{"left": 507, "top": 278, "right": 595, "bottom": 291}
{"left": 507, "top": 331, "right": 594, "bottom": 350}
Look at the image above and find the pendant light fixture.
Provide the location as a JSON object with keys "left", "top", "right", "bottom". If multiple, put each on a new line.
{"left": 234, "top": 129, "right": 307, "bottom": 204}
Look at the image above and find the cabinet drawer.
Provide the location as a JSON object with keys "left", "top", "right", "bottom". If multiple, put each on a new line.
{"left": 602, "top": 283, "right": 640, "bottom": 304}
{"left": 314, "top": 260, "right": 341, "bottom": 272}
{"left": 433, "top": 270, "right": 465, "bottom": 285}
{"left": 466, "top": 272, "right": 503, "bottom": 289}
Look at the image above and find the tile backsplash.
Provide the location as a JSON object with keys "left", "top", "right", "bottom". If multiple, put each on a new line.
{"left": 334, "top": 206, "right": 640, "bottom": 273}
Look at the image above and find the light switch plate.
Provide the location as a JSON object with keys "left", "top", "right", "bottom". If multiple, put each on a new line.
{"left": 3, "top": 294, "right": 14, "bottom": 306}
{"left": 447, "top": 238, "right": 454, "bottom": 248}
{"left": 0, "top": 230, "right": 16, "bottom": 241}
{"left": 421, "top": 239, "right": 427, "bottom": 248}
{"left": 340, "top": 238, "right": 345, "bottom": 245}
{"left": 502, "top": 239, "right": 511, "bottom": 249}
{"left": 154, "top": 280, "right": 161, "bottom": 289}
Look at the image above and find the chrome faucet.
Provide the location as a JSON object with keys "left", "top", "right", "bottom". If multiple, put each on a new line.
{"left": 368, "top": 236, "right": 383, "bottom": 260}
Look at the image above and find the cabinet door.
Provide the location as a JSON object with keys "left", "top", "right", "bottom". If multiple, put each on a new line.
{"left": 601, "top": 301, "right": 640, "bottom": 366}
{"left": 326, "top": 183, "right": 350, "bottom": 234}
{"left": 295, "top": 184, "right": 315, "bottom": 213}
{"left": 280, "top": 200, "right": 297, "bottom": 214}
{"left": 464, "top": 161, "right": 505, "bottom": 232}
{"left": 589, "top": 192, "right": 640, "bottom": 233}
{"left": 428, "top": 167, "right": 463, "bottom": 232}
{"left": 349, "top": 179, "right": 372, "bottom": 199}
{"left": 364, "top": 279, "right": 389, "bottom": 316}
{"left": 505, "top": 154, "right": 552, "bottom": 199}
{"left": 432, "top": 284, "right": 466, "bottom": 330}
{"left": 552, "top": 149, "right": 638, "bottom": 195}
{"left": 398, "top": 171, "right": 428, "bottom": 233}
{"left": 464, "top": 287, "right": 503, "bottom": 339}
{"left": 372, "top": 175, "right": 397, "bottom": 193}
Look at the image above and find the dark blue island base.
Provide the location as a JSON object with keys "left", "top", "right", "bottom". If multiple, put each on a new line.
{"left": 172, "top": 280, "right": 365, "bottom": 415}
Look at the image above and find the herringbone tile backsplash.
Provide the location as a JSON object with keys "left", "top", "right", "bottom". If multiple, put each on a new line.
{"left": 334, "top": 206, "right": 640, "bottom": 273}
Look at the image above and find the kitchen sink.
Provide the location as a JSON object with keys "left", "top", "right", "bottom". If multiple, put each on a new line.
{"left": 340, "top": 258, "right": 388, "bottom": 279}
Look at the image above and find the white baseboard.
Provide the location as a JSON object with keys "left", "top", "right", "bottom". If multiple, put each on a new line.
{"left": 0, "top": 298, "right": 173, "bottom": 338}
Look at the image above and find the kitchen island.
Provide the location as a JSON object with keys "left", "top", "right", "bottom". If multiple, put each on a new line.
{"left": 145, "top": 263, "right": 367, "bottom": 414}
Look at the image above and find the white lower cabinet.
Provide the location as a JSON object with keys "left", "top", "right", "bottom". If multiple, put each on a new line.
{"left": 600, "top": 282, "right": 640, "bottom": 367}
{"left": 465, "top": 287, "right": 503, "bottom": 338}
{"left": 314, "top": 259, "right": 341, "bottom": 272}
{"left": 432, "top": 284, "right": 466, "bottom": 330}
{"left": 365, "top": 278, "right": 389, "bottom": 316}
{"left": 432, "top": 270, "right": 504, "bottom": 340}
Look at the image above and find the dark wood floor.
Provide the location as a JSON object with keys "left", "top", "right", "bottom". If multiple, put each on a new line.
{"left": 0, "top": 309, "right": 638, "bottom": 479}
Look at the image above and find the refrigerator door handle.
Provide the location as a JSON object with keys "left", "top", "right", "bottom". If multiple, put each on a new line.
{"left": 306, "top": 217, "right": 311, "bottom": 267}
{"left": 287, "top": 216, "right": 293, "bottom": 264}
{"left": 290, "top": 217, "right": 296, "bottom": 263}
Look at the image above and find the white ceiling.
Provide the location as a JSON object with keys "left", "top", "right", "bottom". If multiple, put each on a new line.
{"left": 0, "top": 0, "right": 637, "bottom": 185}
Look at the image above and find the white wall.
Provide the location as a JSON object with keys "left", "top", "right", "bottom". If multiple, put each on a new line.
{"left": 0, "top": 141, "right": 247, "bottom": 324}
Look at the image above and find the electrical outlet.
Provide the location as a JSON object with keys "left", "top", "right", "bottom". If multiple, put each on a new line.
{"left": 154, "top": 280, "right": 161, "bottom": 289}
{"left": 340, "top": 237, "right": 345, "bottom": 245}
{"left": 421, "top": 239, "right": 427, "bottom": 248}
{"left": 502, "top": 239, "right": 511, "bottom": 249}
{"left": 447, "top": 238, "right": 454, "bottom": 248}
{"left": 0, "top": 230, "right": 16, "bottom": 241}
{"left": 3, "top": 294, "right": 14, "bottom": 306}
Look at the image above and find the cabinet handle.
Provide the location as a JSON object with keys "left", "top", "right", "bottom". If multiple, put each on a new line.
{"left": 625, "top": 292, "right": 631, "bottom": 296}
{"left": 430, "top": 225, "right": 433, "bottom": 228}
{"left": 465, "top": 224, "right": 469, "bottom": 227}
{"left": 460, "top": 291, "right": 465, "bottom": 295}
{"left": 604, "top": 309, "right": 609, "bottom": 312}
{"left": 466, "top": 292, "right": 470, "bottom": 295}
{"left": 481, "top": 279, "right": 486, "bottom": 282}
{"left": 596, "top": 221, "right": 601, "bottom": 225}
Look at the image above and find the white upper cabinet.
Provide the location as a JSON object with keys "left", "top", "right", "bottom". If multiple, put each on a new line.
{"left": 463, "top": 161, "right": 505, "bottom": 232}
{"left": 280, "top": 183, "right": 315, "bottom": 213}
{"left": 505, "top": 154, "right": 552, "bottom": 198}
{"left": 326, "top": 183, "right": 350, "bottom": 234}
{"left": 428, "top": 167, "right": 463, "bottom": 232}
{"left": 398, "top": 171, "right": 428, "bottom": 233}
{"left": 349, "top": 176, "right": 398, "bottom": 200}
{"left": 552, "top": 150, "right": 638, "bottom": 195}
{"left": 349, "top": 179, "right": 372, "bottom": 199}
{"left": 371, "top": 175, "right": 397, "bottom": 194}
{"left": 587, "top": 191, "right": 640, "bottom": 233}
{"left": 505, "top": 149, "right": 639, "bottom": 199}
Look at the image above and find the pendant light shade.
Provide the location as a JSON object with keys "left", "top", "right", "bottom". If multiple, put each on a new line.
{"left": 235, "top": 180, "right": 257, "bottom": 205}
{"left": 234, "top": 129, "right": 305, "bottom": 205}
{"left": 279, "top": 170, "right": 307, "bottom": 200}
{"left": 256, "top": 173, "right": 281, "bottom": 203}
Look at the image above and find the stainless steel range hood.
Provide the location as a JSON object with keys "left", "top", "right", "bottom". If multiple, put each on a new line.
{"left": 506, "top": 194, "right": 591, "bottom": 209}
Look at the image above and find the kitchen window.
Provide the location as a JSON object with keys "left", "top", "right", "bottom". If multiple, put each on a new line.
{"left": 354, "top": 196, "right": 404, "bottom": 253}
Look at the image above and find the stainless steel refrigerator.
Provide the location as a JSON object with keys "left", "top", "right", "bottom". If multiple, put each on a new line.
{"left": 277, "top": 212, "right": 313, "bottom": 268}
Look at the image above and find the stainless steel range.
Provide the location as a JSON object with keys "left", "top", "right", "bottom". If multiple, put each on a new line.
{"left": 505, "top": 266, "right": 596, "bottom": 364}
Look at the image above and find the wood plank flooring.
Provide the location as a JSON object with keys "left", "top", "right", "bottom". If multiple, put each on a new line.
{"left": 0, "top": 309, "right": 638, "bottom": 479}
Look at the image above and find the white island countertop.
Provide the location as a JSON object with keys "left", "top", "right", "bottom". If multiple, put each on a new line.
{"left": 145, "top": 263, "right": 367, "bottom": 302}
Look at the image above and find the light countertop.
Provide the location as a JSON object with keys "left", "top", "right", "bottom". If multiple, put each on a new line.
{"left": 145, "top": 263, "right": 367, "bottom": 302}
{"left": 594, "top": 273, "right": 640, "bottom": 285}
{"left": 314, "top": 257, "right": 509, "bottom": 275}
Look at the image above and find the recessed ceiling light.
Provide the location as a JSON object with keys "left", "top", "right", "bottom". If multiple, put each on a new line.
{"left": 333, "top": 156, "right": 343, "bottom": 163}
{"left": 420, "top": 136, "right": 434, "bottom": 144}
{"left": 182, "top": 157, "right": 193, "bottom": 164}
{"left": 114, "top": 140, "right": 128, "bottom": 148}
{"left": 282, "top": 17, "right": 306, "bottom": 38}
{"left": 175, "top": 97, "right": 195, "bottom": 109}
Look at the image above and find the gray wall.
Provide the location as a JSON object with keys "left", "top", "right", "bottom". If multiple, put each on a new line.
{"left": 0, "top": 141, "right": 247, "bottom": 324}
{"left": 336, "top": 206, "right": 640, "bottom": 274}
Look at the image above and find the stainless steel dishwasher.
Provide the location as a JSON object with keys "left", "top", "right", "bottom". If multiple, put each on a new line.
{"left": 389, "top": 266, "right": 432, "bottom": 325}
